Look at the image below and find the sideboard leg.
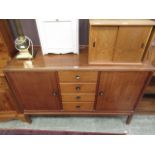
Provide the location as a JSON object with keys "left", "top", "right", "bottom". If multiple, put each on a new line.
{"left": 126, "top": 115, "right": 133, "bottom": 125}
{"left": 17, "top": 114, "right": 32, "bottom": 124}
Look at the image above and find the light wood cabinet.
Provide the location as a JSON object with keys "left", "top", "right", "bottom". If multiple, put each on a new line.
{"left": 89, "top": 20, "right": 154, "bottom": 64}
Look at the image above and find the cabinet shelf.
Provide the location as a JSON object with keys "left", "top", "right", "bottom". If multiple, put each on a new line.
{"left": 144, "top": 86, "right": 155, "bottom": 94}
{"left": 136, "top": 97, "right": 155, "bottom": 112}
{"left": 137, "top": 74, "right": 155, "bottom": 113}
{"left": 143, "top": 75, "right": 155, "bottom": 94}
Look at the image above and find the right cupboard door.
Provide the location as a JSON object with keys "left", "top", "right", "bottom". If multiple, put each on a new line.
{"left": 113, "top": 26, "right": 152, "bottom": 62}
{"left": 96, "top": 72, "right": 149, "bottom": 112}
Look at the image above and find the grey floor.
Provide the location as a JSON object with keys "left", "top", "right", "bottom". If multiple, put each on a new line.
{"left": 0, "top": 115, "right": 155, "bottom": 135}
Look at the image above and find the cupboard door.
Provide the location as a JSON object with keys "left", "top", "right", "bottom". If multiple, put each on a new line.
{"left": 96, "top": 72, "right": 149, "bottom": 111}
{"left": 113, "top": 26, "right": 152, "bottom": 62}
{"left": 6, "top": 71, "right": 61, "bottom": 111}
{"left": 89, "top": 26, "right": 118, "bottom": 64}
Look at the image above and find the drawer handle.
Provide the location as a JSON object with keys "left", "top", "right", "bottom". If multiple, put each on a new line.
{"left": 76, "top": 96, "right": 81, "bottom": 100}
{"left": 76, "top": 105, "right": 81, "bottom": 109}
{"left": 75, "top": 86, "right": 81, "bottom": 91}
{"left": 53, "top": 91, "right": 58, "bottom": 96}
{"left": 93, "top": 41, "right": 96, "bottom": 47}
{"left": 99, "top": 91, "right": 104, "bottom": 96}
{"left": 75, "top": 75, "right": 80, "bottom": 80}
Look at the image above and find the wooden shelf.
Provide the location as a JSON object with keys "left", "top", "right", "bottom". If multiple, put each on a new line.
{"left": 144, "top": 76, "right": 155, "bottom": 94}
{"left": 138, "top": 72, "right": 155, "bottom": 113}
{"left": 144, "top": 86, "right": 155, "bottom": 94}
{"left": 136, "top": 97, "right": 155, "bottom": 112}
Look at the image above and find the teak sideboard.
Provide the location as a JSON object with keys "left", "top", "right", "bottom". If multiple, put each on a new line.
{"left": 1, "top": 19, "right": 155, "bottom": 124}
{"left": 3, "top": 47, "right": 154, "bottom": 124}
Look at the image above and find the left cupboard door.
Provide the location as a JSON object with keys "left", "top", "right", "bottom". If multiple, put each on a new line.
{"left": 5, "top": 71, "right": 61, "bottom": 111}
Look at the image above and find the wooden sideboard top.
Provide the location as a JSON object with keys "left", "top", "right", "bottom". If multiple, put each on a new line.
{"left": 4, "top": 47, "right": 155, "bottom": 72}
{"left": 89, "top": 19, "right": 155, "bottom": 26}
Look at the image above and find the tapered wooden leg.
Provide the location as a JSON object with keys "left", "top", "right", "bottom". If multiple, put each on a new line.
{"left": 17, "top": 114, "right": 32, "bottom": 124}
{"left": 126, "top": 115, "right": 133, "bottom": 124}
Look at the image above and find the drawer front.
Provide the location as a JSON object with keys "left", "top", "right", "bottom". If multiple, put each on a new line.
{"left": 62, "top": 93, "right": 95, "bottom": 102}
{"left": 63, "top": 102, "right": 94, "bottom": 111}
{"left": 60, "top": 83, "right": 96, "bottom": 93}
{"left": 59, "top": 71, "right": 98, "bottom": 82}
{"left": 0, "top": 76, "right": 8, "bottom": 90}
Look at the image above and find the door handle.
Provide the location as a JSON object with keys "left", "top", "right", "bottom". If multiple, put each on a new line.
{"left": 53, "top": 91, "right": 58, "bottom": 96}
{"left": 141, "top": 43, "right": 145, "bottom": 49}
{"left": 93, "top": 41, "right": 96, "bottom": 47}
{"left": 99, "top": 91, "right": 104, "bottom": 96}
{"left": 76, "top": 105, "right": 81, "bottom": 109}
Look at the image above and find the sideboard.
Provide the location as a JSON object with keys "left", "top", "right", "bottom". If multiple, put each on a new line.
{"left": 1, "top": 19, "right": 155, "bottom": 124}
{"left": 4, "top": 47, "right": 154, "bottom": 124}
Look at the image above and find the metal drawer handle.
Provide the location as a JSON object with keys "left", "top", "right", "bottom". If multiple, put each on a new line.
{"left": 76, "top": 105, "right": 81, "bottom": 109}
{"left": 75, "top": 86, "right": 81, "bottom": 91}
{"left": 99, "top": 91, "right": 104, "bottom": 96}
{"left": 141, "top": 43, "right": 145, "bottom": 48}
{"left": 76, "top": 96, "right": 81, "bottom": 100}
{"left": 75, "top": 75, "right": 80, "bottom": 80}
{"left": 53, "top": 91, "right": 58, "bottom": 96}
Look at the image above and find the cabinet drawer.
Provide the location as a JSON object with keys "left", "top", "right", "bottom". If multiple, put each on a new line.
{"left": 63, "top": 102, "right": 94, "bottom": 111}
{"left": 58, "top": 71, "right": 98, "bottom": 82}
{"left": 61, "top": 93, "right": 95, "bottom": 102}
{"left": 60, "top": 83, "right": 96, "bottom": 93}
{"left": 0, "top": 76, "right": 8, "bottom": 90}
